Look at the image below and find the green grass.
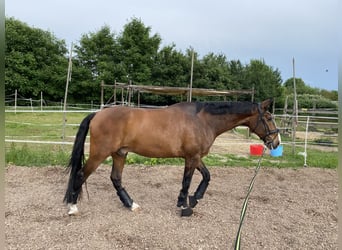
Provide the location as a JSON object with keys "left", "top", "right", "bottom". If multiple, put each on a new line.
{"left": 5, "top": 111, "right": 338, "bottom": 169}
{"left": 6, "top": 143, "right": 338, "bottom": 169}
{"left": 5, "top": 111, "right": 85, "bottom": 166}
{"left": 5, "top": 142, "right": 337, "bottom": 169}
{"left": 6, "top": 143, "right": 71, "bottom": 167}
{"left": 5, "top": 112, "right": 89, "bottom": 140}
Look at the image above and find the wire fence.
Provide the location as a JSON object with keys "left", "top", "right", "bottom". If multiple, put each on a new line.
{"left": 5, "top": 110, "right": 338, "bottom": 148}
{"left": 5, "top": 90, "right": 338, "bottom": 149}
{"left": 5, "top": 91, "right": 102, "bottom": 112}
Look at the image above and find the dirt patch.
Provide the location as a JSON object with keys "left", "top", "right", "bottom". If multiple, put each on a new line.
{"left": 5, "top": 163, "right": 337, "bottom": 249}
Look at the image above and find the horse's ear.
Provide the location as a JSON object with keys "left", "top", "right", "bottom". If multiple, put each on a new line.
{"left": 260, "top": 98, "right": 273, "bottom": 111}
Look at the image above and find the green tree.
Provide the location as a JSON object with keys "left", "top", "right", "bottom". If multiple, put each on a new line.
{"left": 117, "top": 17, "right": 161, "bottom": 83}
{"left": 5, "top": 17, "right": 68, "bottom": 101}
{"left": 226, "top": 60, "right": 245, "bottom": 90}
{"left": 283, "top": 77, "right": 318, "bottom": 95}
{"left": 72, "top": 25, "right": 118, "bottom": 103}
{"left": 283, "top": 78, "right": 337, "bottom": 108}
{"left": 244, "top": 59, "right": 283, "bottom": 104}
{"left": 197, "top": 53, "right": 230, "bottom": 89}
{"left": 320, "top": 89, "right": 338, "bottom": 101}
{"left": 190, "top": 52, "right": 231, "bottom": 101}
{"left": 152, "top": 44, "right": 188, "bottom": 86}
{"left": 75, "top": 25, "right": 118, "bottom": 82}
{"left": 149, "top": 44, "right": 189, "bottom": 104}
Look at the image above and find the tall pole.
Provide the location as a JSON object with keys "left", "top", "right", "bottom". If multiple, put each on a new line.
{"left": 14, "top": 89, "right": 17, "bottom": 114}
{"left": 40, "top": 91, "right": 43, "bottom": 111}
{"left": 292, "top": 57, "right": 298, "bottom": 154}
{"left": 62, "top": 43, "right": 73, "bottom": 141}
{"left": 100, "top": 80, "right": 104, "bottom": 108}
{"left": 188, "top": 50, "right": 194, "bottom": 102}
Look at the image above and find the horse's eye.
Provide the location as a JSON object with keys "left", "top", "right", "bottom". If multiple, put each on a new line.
{"left": 264, "top": 114, "right": 271, "bottom": 121}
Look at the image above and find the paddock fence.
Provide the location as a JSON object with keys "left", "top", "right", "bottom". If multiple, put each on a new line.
{"left": 5, "top": 109, "right": 338, "bottom": 151}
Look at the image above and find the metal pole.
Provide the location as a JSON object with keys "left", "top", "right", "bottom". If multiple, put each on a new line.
{"left": 303, "top": 116, "right": 310, "bottom": 167}
{"left": 62, "top": 43, "right": 73, "bottom": 141}
{"left": 292, "top": 58, "right": 298, "bottom": 154}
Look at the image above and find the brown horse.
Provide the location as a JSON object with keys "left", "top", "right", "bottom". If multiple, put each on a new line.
{"left": 64, "top": 98, "right": 280, "bottom": 216}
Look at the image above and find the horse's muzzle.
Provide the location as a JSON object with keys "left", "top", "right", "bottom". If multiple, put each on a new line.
{"left": 265, "top": 133, "right": 281, "bottom": 150}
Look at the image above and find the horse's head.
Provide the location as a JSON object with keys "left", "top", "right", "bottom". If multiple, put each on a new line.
{"left": 250, "top": 98, "right": 280, "bottom": 150}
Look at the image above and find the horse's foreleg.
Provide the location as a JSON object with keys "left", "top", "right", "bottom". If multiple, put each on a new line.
{"left": 177, "top": 159, "right": 197, "bottom": 216}
{"left": 110, "top": 154, "right": 140, "bottom": 211}
{"left": 189, "top": 161, "right": 211, "bottom": 208}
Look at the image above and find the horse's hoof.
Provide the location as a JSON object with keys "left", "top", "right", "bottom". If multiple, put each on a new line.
{"left": 68, "top": 204, "right": 79, "bottom": 216}
{"left": 181, "top": 206, "right": 193, "bottom": 217}
{"left": 130, "top": 202, "right": 141, "bottom": 212}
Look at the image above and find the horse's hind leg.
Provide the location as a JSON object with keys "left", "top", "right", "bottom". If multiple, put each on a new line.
{"left": 189, "top": 160, "right": 211, "bottom": 208}
{"left": 68, "top": 154, "right": 107, "bottom": 215}
{"left": 110, "top": 153, "right": 140, "bottom": 211}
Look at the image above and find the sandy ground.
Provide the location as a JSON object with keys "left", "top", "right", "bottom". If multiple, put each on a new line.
{"left": 5, "top": 165, "right": 337, "bottom": 250}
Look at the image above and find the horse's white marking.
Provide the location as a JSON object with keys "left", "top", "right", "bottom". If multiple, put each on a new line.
{"left": 131, "top": 202, "right": 140, "bottom": 211}
{"left": 278, "top": 134, "right": 282, "bottom": 144}
{"left": 68, "top": 204, "right": 79, "bottom": 216}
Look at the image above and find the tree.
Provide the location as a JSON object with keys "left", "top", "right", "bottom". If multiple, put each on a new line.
{"left": 152, "top": 44, "right": 188, "bottom": 86}
{"left": 117, "top": 17, "right": 161, "bottom": 83}
{"left": 5, "top": 17, "right": 68, "bottom": 101}
{"left": 72, "top": 25, "right": 118, "bottom": 103}
{"left": 8, "top": 17, "right": 335, "bottom": 108}
{"left": 226, "top": 60, "right": 244, "bottom": 90}
{"left": 283, "top": 78, "right": 337, "bottom": 108}
{"left": 283, "top": 77, "right": 318, "bottom": 95}
{"left": 72, "top": 18, "right": 163, "bottom": 104}
{"left": 74, "top": 25, "right": 118, "bottom": 82}
{"left": 320, "top": 89, "right": 338, "bottom": 101}
{"left": 148, "top": 44, "right": 189, "bottom": 104}
{"left": 244, "top": 59, "right": 283, "bottom": 104}
{"left": 196, "top": 53, "right": 230, "bottom": 90}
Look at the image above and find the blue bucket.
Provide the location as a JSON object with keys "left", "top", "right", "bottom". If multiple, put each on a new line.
{"left": 270, "top": 145, "right": 283, "bottom": 157}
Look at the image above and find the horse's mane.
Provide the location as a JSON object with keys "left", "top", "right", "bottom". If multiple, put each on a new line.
{"left": 195, "top": 101, "right": 256, "bottom": 115}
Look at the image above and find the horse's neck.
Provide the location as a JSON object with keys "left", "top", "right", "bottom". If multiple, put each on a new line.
{"left": 207, "top": 113, "right": 253, "bottom": 136}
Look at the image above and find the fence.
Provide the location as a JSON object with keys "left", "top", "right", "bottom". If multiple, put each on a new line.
{"left": 5, "top": 91, "right": 101, "bottom": 112}
{"left": 5, "top": 110, "right": 338, "bottom": 149}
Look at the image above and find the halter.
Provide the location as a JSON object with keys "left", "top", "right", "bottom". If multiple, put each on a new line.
{"left": 251, "top": 104, "right": 279, "bottom": 147}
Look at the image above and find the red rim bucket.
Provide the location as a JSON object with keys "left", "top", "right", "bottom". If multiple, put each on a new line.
{"left": 250, "top": 144, "right": 264, "bottom": 156}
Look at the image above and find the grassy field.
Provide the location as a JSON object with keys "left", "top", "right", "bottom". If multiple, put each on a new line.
{"left": 5, "top": 111, "right": 338, "bottom": 168}
{"left": 5, "top": 111, "right": 89, "bottom": 141}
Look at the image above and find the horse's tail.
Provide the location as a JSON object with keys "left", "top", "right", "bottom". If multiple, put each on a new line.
{"left": 63, "top": 112, "right": 97, "bottom": 204}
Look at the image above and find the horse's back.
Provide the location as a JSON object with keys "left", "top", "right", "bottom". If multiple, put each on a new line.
{"left": 88, "top": 104, "right": 213, "bottom": 158}
{"left": 93, "top": 103, "right": 197, "bottom": 127}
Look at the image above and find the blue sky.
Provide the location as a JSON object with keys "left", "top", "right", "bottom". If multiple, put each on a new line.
{"left": 6, "top": 0, "right": 338, "bottom": 90}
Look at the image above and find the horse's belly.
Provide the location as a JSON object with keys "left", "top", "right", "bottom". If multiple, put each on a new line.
{"left": 129, "top": 141, "right": 183, "bottom": 158}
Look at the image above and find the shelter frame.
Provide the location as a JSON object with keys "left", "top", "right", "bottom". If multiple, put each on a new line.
{"left": 100, "top": 80, "right": 255, "bottom": 108}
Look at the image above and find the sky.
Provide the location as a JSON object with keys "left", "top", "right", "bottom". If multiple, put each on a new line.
{"left": 5, "top": 0, "right": 339, "bottom": 90}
